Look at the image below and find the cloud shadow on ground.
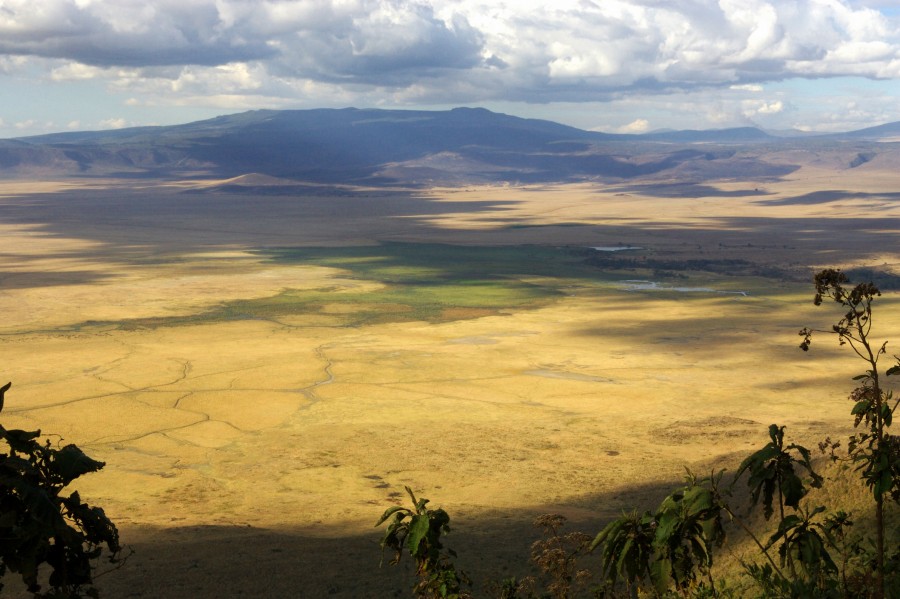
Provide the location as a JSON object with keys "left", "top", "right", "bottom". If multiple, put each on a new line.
{"left": 755, "top": 190, "right": 900, "bottom": 205}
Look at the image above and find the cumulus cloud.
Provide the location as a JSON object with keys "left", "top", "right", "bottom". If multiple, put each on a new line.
{"left": 0, "top": 54, "right": 27, "bottom": 74}
{"left": 742, "top": 98, "right": 784, "bottom": 118}
{"left": 0, "top": 0, "right": 898, "bottom": 107}
{"left": 617, "top": 118, "right": 651, "bottom": 133}
{"left": 98, "top": 117, "right": 127, "bottom": 129}
{"left": 50, "top": 62, "right": 109, "bottom": 81}
{"left": 0, "top": 0, "right": 276, "bottom": 67}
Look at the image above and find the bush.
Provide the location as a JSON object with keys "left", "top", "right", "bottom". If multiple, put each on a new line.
{"left": 0, "top": 381, "right": 122, "bottom": 598}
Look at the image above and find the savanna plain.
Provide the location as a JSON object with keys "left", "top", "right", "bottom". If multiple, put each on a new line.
{"left": 1, "top": 157, "right": 899, "bottom": 597}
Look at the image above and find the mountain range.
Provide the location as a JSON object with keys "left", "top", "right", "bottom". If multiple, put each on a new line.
{"left": 1, "top": 107, "right": 898, "bottom": 186}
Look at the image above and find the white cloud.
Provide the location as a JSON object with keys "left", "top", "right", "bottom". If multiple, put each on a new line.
{"left": 174, "top": 63, "right": 264, "bottom": 93}
{"left": 758, "top": 100, "right": 784, "bottom": 115}
{"left": 50, "top": 62, "right": 108, "bottom": 80}
{"left": 616, "top": 118, "right": 651, "bottom": 133}
{"left": 742, "top": 99, "right": 784, "bottom": 118}
{"left": 0, "top": 54, "right": 27, "bottom": 74}
{"left": 730, "top": 84, "right": 764, "bottom": 92}
{"left": 1, "top": 0, "right": 900, "bottom": 132}
{"left": 0, "top": 0, "right": 276, "bottom": 67}
{"left": 0, "top": 1, "right": 898, "bottom": 98}
{"left": 98, "top": 117, "right": 126, "bottom": 129}
{"left": 788, "top": 88, "right": 900, "bottom": 131}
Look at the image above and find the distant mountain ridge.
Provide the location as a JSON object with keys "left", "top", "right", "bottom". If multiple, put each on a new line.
{"left": 1, "top": 107, "right": 897, "bottom": 185}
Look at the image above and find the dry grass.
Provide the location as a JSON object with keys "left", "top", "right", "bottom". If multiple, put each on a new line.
{"left": 0, "top": 162, "right": 899, "bottom": 597}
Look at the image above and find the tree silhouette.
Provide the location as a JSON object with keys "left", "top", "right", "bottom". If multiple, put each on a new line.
{"left": 0, "top": 381, "right": 122, "bottom": 598}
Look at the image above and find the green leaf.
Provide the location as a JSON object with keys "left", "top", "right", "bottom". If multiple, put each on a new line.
{"left": 650, "top": 556, "right": 673, "bottom": 594}
{"left": 590, "top": 521, "right": 617, "bottom": 552}
{"left": 808, "top": 505, "right": 826, "bottom": 518}
{"left": 691, "top": 533, "right": 711, "bottom": 564}
{"left": 874, "top": 471, "right": 892, "bottom": 497}
{"left": 653, "top": 513, "right": 679, "bottom": 547}
{"left": 406, "top": 514, "right": 430, "bottom": 556}
{"left": 616, "top": 537, "right": 636, "bottom": 578}
{"left": 886, "top": 364, "right": 900, "bottom": 376}
{"left": 375, "top": 506, "right": 408, "bottom": 527}
{"left": 740, "top": 444, "right": 782, "bottom": 471}
{"left": 767, "top": 515, "right": 801, "bottom": 548}
{"left": 851, "top": 401, "right": 871, "bottom": 416}
{"left": 781, "top": 472, "right": 806, "bottom": 509}
{"left": 682, "top": 486, "right": 714, "bottom": 516}
{"left": 404, "top": 485, "right": 418, "bottom": 507}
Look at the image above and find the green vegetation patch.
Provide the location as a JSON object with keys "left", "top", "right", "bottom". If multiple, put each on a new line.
{"left": 102, "top": 244, "right": 603, "bottom": 330}
{"left": 260, "top": 242, "right": 598, "bottom": 282}
{"left": 77, "top": 243, "right": 805, "bottom": 332}
{"left": 243, "top": 243, "right": 593, "bottom": 326}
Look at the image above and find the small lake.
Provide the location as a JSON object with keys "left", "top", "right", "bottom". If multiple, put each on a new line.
{"left": 621, "top": 280, "right": 749, "bottom": 296}
{"left": 590, "top": 246, "right": 643, "bottom": 252}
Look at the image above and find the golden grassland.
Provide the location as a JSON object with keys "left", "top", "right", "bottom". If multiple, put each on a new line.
{"left": 0, "top": 162, "right": 899, "bottom": 597}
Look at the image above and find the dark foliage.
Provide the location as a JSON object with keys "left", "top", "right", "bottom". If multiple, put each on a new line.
{"left": 376, "top": 486, "right": 471, "bottom": 599}
{"left": 0, "top": 382, "right": 122, "bottom": 598}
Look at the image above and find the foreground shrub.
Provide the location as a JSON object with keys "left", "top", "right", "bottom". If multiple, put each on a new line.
{"left": 0, "top": 381, "right": 122, "bottom": 599}
{"left": 376, "top": 485, "right": 472, "bottom": 599}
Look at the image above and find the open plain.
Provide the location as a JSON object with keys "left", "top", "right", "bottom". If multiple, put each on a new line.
{"left": 1, "top": 158, "right": 899, "bottom": 596}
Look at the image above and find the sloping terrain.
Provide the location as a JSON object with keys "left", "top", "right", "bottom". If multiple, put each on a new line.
{"left": 3, "top": 107, "right": 871, "bottom": 185}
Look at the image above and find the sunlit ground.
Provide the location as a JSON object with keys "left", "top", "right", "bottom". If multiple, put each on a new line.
{"left": 0, "top": 166, "right": 898, "bottom": 596}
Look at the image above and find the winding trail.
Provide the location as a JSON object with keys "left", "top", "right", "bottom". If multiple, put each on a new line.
{"left": 296, "top": 344, "right": 335, "bottom": 409}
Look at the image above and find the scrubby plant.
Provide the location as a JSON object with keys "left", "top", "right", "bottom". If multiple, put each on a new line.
{"left": 376, "top": 485, "right": 472, "bottom": 599}
{"left": 735, "top": 424, "right": 822, "bottom": 522}
{"left": 591, "top": 471, "right": 727, "bottom": 598}
{"left": 590, "top": 508, "right": 657, "bottom": 596}
{"left": 527, "top": 514, "right": 593, "bottom": 599}
{"left": 800, "top": 268, "right": 900, "bottom": 598}
{"left": 0, "top": 381, "right": 122, "bottom": 599}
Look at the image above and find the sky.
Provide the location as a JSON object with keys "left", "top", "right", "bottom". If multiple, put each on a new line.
{"left": 2, "top": 0, "right": 900, "bottom": 138}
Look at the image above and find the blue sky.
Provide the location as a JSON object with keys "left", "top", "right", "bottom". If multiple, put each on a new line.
{"left": 2, "top": 0, "right": 900, "bottom": 138}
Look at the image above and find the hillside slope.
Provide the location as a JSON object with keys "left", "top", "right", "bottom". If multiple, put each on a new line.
{"left": 4, "top": 107, "right": 897, "bottom": 185}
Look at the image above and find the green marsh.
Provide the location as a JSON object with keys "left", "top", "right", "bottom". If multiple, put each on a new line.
{"left": 82, "top": 243, "right": 782, "bottom": 331}
{"left": 104, "top": 244, "right": 599, "bottom": 330}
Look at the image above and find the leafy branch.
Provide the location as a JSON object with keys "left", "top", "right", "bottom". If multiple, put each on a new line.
{"left": 0, "top": 381, "right": 123, "bottom": 599}
{"left": 376, "top": 486, "right": 471, "bottom": 599}
{"left": 800, "top": 268, "right": 899, "bottom": 599}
